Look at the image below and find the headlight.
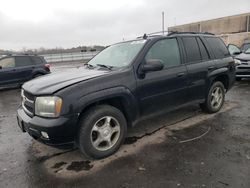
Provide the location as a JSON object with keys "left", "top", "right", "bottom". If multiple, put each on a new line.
{"left": 35, "top": 96, "right": 62, "bottom": 118}
{"left": 234, "top": 59, "right": 241, "bottom": 66}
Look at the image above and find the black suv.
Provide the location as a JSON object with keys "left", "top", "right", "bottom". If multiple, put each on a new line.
{"left": 17, "top": 32, "right": 235, "bottom": 159}
{"left": 0, "top": 54, "right": 50, "bottom": 88}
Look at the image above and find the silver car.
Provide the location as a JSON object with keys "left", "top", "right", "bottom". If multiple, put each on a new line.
{"left": 228, "top": 44, "right": 250, "bottom": 81}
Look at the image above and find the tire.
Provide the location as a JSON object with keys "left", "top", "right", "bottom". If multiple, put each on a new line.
{"left": 200, "top": 81, "right": 225, "bottom": 113}
{"left": 77, "top": 105, "right": 127, "bottom": 159}
{"left": 236, "top": 77, "right": 242, "bottom": 81}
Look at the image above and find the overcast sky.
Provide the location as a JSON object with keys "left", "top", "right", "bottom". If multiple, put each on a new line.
{"left": 0, "top": 0, "right": 249, "bottom": 50}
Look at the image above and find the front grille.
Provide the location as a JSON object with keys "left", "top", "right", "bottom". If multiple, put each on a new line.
{"left": 21, "top": 90, "right": 35, "bottom": 117}
{"left": 237, "top": 72, "right": 250, "bottom": 75}
{"left": 238, "top": 67, "right": 250, "bottom": 70}
{"left": 23, "top": 90, "right": 35, "bottom": 101}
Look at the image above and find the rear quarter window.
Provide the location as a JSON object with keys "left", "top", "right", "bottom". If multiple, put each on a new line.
{"left": 32, "top": 57, "right": 44, "bottom": 65}
{"left": 205, "top": 37, "right": 230, "bottom": 59}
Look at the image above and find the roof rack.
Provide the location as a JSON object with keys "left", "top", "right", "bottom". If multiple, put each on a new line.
{"left": 137, "top": 30, "right": 169, "bottom": 39}
{"left": 167, "top": 31, "right": 215, "bottom": 36}
{"left": 136, "top": 30, "right": 215, "bottom": 40}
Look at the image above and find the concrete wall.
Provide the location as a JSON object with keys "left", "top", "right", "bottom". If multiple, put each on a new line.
{"left": 219, "top": 32, "right": 250, "bottom": 46}
{"left": 169, "top": 13, "right": 250, "bottom": 46}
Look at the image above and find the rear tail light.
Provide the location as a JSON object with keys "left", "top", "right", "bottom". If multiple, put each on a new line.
{"left": 44, "top": 64, "right": 51, "bottom": 71}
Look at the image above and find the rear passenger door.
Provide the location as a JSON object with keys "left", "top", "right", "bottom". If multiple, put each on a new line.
{"left": 181, "top": 36, "right": 215, "bottom": 101}
{"left": 137, "top": 38, "right": 189, "bottom": 115}
{"left": 15, "top": 56, "right": 34, "bottom": 83}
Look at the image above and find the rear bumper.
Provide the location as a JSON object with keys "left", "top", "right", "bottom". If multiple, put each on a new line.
{"left": 17, "top": 106, "right": 79, "bottom": 146}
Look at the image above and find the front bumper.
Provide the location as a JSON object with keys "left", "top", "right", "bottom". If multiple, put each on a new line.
{"left": 17, "top": 106, "right": 79, "bottom": 146}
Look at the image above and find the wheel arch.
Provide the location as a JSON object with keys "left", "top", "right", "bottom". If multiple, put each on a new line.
{"left": 76, "top": 87, "right": 139, "bottom": 127}
{"left": 207, "top": 68, "right": 230, "bottom": 91}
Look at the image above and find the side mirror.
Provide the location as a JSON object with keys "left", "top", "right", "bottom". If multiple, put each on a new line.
{"left": 141, "top": 59, "right": 164, "bottom": 73}
{"left": 0, "top": 66, "right": 2, "bottom": 69}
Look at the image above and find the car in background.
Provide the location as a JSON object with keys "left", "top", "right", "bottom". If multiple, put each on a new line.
{"left": 228, "top": 44, "right": 250, "bottom": 81}
{"left": 241, "top": 42, "right": 250, "bottom": 53}
{"left": 0, "top": 54, "right": 50, "bottom": 89}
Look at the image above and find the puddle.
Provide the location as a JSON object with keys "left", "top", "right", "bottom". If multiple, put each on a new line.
{"left": 124, "top": 136, "right": 138, "bottom": 145}
{"left": 66, "top": 161, "right": 93, "bottom": 172}
{"left": 51, "top": 162, "right": 67, "bottom": 169}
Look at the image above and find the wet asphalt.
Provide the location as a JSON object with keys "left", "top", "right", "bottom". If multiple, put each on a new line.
{"left": 0, "top": 63, "right": 250, "bottom": 188}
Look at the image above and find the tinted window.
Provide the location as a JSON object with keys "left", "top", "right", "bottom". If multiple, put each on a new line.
{"left": 197, "top": 37, "right": 209, "bottom": 60}
{"left": 205, "top": 37, "right": 229, "bottom": 58}
{"left": 0, "top": 58, "right": 15, "bottom": 68}
{"left": 15, "top": 57, "right": 33, "bottom": 67}
{"left": 32, "top": 57, "right": 44, "bottom": 65}
{"left": 145, "top": 38, "right": 181, "bottom": 68}
{"left": 182, "top": 37, "right": 201, "bottom": 63}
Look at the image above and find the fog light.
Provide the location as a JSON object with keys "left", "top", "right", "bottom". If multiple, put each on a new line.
{"left": 41, "top": 131, "right": 49, "bottom": 139}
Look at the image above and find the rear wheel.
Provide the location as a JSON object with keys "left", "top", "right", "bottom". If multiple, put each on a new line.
{"left": 77, "top": 105, "right": 127, "bottom": 159}
{"left": 200, "top": 81, "right": 225, "bottom": 113}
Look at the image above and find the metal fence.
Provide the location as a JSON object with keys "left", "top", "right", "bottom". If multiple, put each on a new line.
{"left": 42, "top": 51, "right": 99, "bottom": 63}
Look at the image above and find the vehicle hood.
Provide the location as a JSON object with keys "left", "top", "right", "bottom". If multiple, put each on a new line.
{"left": 22, "top": 67, "right": 109, "bottom": 95}
{"left": 235, "top": 53, "right": 250, "bottom": 61}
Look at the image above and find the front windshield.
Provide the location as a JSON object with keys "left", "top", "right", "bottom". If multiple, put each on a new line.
{"left": 228, "top": 44, "right": 241, "bottom": 55}
{"left": 245, "top": 47, "right": 250, "bottom": 54}
{"left": 88, "top": 40, "right": 146, "bottom": 68}
{"left": 242, "top": 43, "right": 250, "bottom": 52}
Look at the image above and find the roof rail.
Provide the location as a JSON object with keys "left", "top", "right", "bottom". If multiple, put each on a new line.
{"left": 136, "top": 31, "right": 215, "bottom": 40}
{"left": 137, "top": 30, "right": 169, "bottom": 39}
{"left": 167, "top": 31, "right": 215, "bottom": 36}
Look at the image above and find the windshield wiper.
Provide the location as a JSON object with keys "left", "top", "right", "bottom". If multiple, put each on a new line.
{"left": 85, "top": 63, "right": 95, "bottom": 69}
{"left": 96, "top": 64, "right": 113, "bottom": 70}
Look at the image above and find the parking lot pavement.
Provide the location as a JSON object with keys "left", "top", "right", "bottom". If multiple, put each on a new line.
{"left": 0, "top": 64, "right": 250, "bottom": 187}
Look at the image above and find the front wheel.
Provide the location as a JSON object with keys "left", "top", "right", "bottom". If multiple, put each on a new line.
{"left": 77, "top": 105, "right": 127, "bottom": 159}
{"left": 200, "top": 81, "right": 225, "bottom": 113}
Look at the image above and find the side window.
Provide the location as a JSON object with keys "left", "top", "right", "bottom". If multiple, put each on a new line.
{"left": 0, "top": 58, "right": 15, "bottom": 68}
{"left": 205, "top": 37, "right": 230, "bottom": 58}
{"left": 145, "top": 38, "right": 181, "bottom": 69}
{"left": 32, "top": 57, "right": 43, "bottom": 65}
{"left": 182, "top": 37, "right": 201, "bottom": 63}
{"left": 15, "top": 57, "right": 33, "bottom": 67}
{"left": 196, "top": 37, "right": 209, "bottom": 60}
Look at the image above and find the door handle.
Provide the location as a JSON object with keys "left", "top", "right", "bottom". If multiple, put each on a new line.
{"left": 177, "top": 73, "right": 185, "bottom": 77}
{"left": 208, "top": 66, "right": 215, "bottom": 71}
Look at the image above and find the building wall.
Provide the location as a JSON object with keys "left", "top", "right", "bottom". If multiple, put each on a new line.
{"left": 219, "top": 32, "right": 250, "bottom": 46}
{"left": 169, "top": 13, "right": 250, "bottom": 46}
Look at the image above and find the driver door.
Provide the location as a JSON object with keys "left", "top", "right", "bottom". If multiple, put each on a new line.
{"left": 136, "top": 38, "right": 189, "bottom": 116}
